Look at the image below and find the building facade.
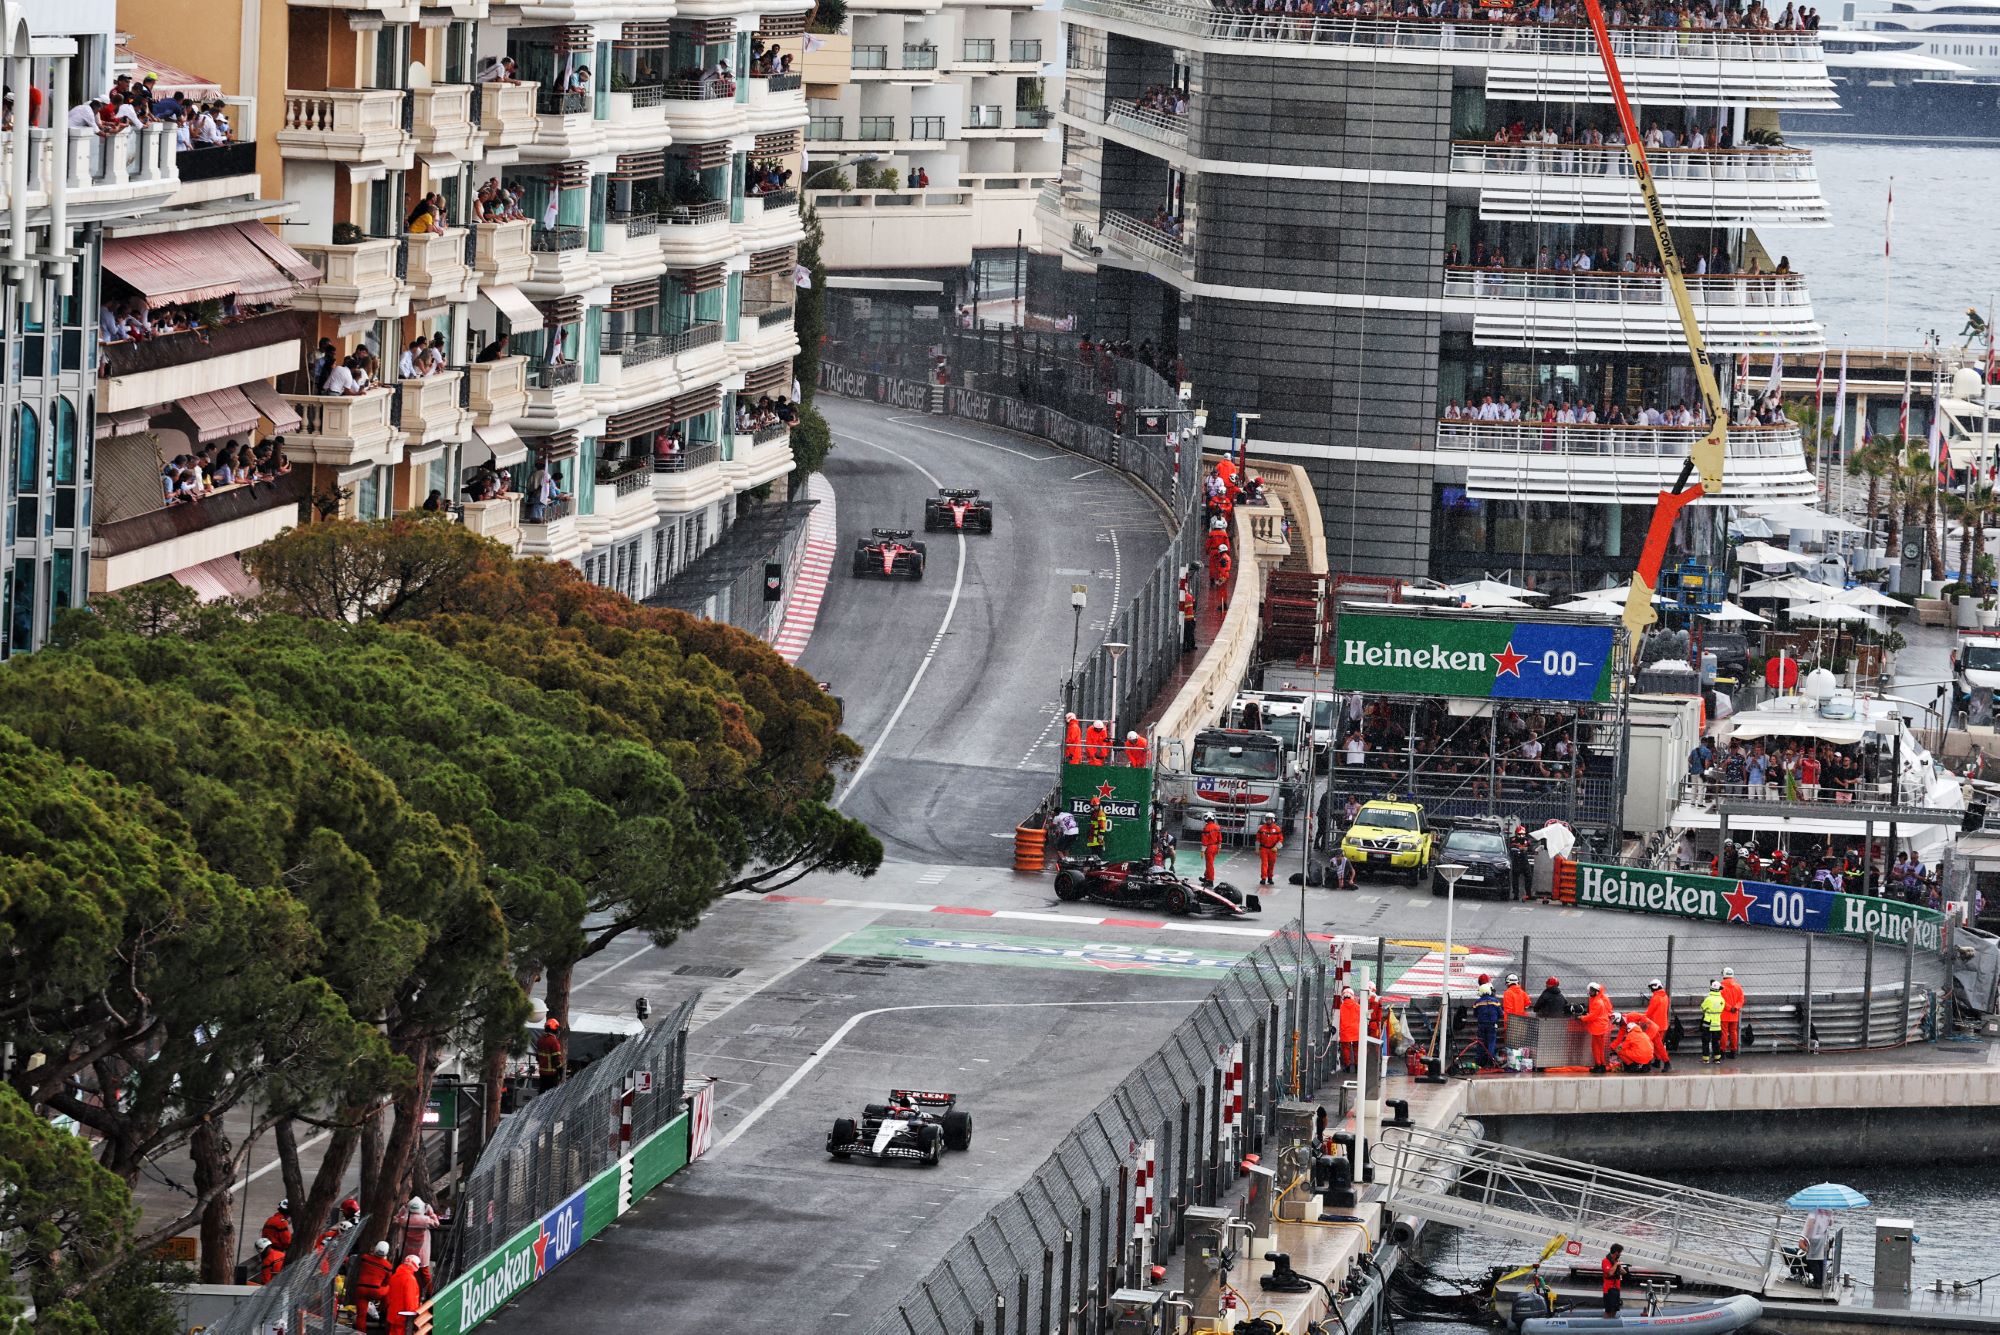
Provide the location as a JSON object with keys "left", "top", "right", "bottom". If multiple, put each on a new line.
{"left": 803, "top": 0, "right": 1059, "bottom": 298}
{"left": 1045, "top": 1, "right": 1834, "bottom": 589}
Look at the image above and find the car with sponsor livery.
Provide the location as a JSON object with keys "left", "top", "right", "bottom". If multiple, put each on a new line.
{"left": 1051, "top": 856, "right": 1261, "bottom": 916}
{"left": 1340, "top": 798, "right": 1434, "bottom": 882}
{"left": 826, "top": 1089, "right": 973, "bottom": 1166}
{"left": 923, "top": 487, "right": 994, "bottom": 533}
{"left": 1169, "top": 728, "right": 1302, "bottom": 838}
{"left": 852, "top": 528, "right": 927, "bottom": 579}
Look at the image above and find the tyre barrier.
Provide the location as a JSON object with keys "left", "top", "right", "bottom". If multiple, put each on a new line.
{"left": 1014, "top": 822, "right": 1046, "bottom": 873}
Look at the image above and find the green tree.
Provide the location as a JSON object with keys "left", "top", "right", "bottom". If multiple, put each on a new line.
{"left": 242, "top": 515, "right": 510, "bottom": 623}
{"left": 790, "top": 201, "right": 833, "bottom": 489}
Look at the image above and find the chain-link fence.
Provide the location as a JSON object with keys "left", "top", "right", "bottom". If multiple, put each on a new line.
{"left": 441, "top": 996, "right": 696, "bottom": 1279}
{"left": 865, "top": 924, "right": 1331, "bottom": 1335}
{"left": 206, "top": 1217, "right": 366, "bottom": 1335}
{"left": 819, "top": 325, "right": 1204, "bottom": 743}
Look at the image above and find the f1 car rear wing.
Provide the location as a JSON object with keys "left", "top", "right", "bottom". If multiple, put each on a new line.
{"left": 889, "top": 1088, "right": 957, "bottom": 1107}
{"left": 937, "top": 488, "right": 980, "bottom": 499}
{"left": 870, "top": 528, "right": 915, "bottom": 539}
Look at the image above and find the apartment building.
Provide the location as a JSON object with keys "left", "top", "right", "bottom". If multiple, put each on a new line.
{"left": 120, "top": 0, "right": 808, "bottom": 608}
{"left": 803, "top": 0, "right": 1059, "bottom": 295}
{"left": 1045, "top": 2, "right": 1833, "bottom": 589}
{"left": 0, "top": 0, "right": 183, "bottom": 656}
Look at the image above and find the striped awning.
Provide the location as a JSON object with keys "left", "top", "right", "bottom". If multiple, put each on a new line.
{"left": 741, "top": 359, "right": 792, "bottom": 396}
{"left": 604, "top": 397, "right": 677, "bottom": 441}
{"left": 678, "top": 141, "right": 731, "bottom": 171}
{"left": 747, "top": 246, "right": 796, "bottom": 277}
{"left": 616, "top": 20, "right": 672, "bottom": 47}
{"left": 757, "top": 13, "right": 808, "bottom": 36}
{"left": 535, "top": 428, "right": 580, "bottom": 461}
{"left": 667, "top": 384, "right": 724, "bottom": 423}
{"left": 102, "top": 222, "right": 320, "bottom": 306}
{"left": 672, "top": 262, "right": 727, "bottom": 294}
{"left": 172, "top": 386, "right": 260, "bottom": 443}
{"left": 172, "top": 555, "right": 260, "bottom": 603}
{"left": 550, "top": 160, "right": 591, "bottom": 191}
{"left": 556, "top": 24, "right": 595, "bottom": 51}
{"left": 539, "top": 295, "right": 585, "bottom": 326}
{"left": 693, "top": 18, "right": 735, "bottom": 43}
{"left": 607, "top": 279, "right": 660, "bottom": 313}
{"left": 753, "top": 130, "right": 801, "bottom": 157}
{"left": 239, "top": 378, "right": 303, "bottom": 435}
{"left": 613, "top": 149, "right": 666, "bottom": 182}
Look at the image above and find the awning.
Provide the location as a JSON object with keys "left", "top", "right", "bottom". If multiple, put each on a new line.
{"left": 117, "top": 44, "right": 224, "bottom": 101}
{"left": 470, "top": 422, "right": 529, "bottom": 471}
{"left": 101, "top": 222, "right": 319, "bottom": 306}
{"left": 173, "top": 386, "right": 259, "bottom": 443}
{"left": 604, "top": 398, "right": 676, "bottom": 441}
{"left": 667, "top": 384, "right": 724, "bottom": 424}
{"left": 238, "top": 379, "right": 302, "bottom": 435}
{"left": 741, "top": 359, "right": 792, "bottom": 396}
{"left": 171, "top": 554, "right": 260, "bottom": 603}
{"left": 485, "top": 284, "right": 543, "bottom": 332}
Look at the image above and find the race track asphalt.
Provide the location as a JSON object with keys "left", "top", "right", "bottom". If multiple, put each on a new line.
{"left": 800, "top": 397, "right": 1171, "bottom": 866}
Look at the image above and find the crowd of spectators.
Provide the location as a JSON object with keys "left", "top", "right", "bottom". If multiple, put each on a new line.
{"left": 1337, "top": 695, "right": 1603, "bottom": 792}
{"left": 734, "top": 394, "right": 800, "bottom": 433}
{"left": 1133, "top": 84, "right": 1189, "bottom": 117}
{"left": 161, "top": 437, "right": 291, "bottom": 507}
{"left": 473, "top": 178, "right": 529, "bottom": 222}
{"left": 27, "top": 73, "right": 237, "bottom": 150}
{"left": 1205, "top": 0, "right": 1820, "bottom": 36}
{"left": 670, "top": 59, "right": 735, "bottom": 98}
{"left": 1075, "top": 333, "right": 1190, "bottom": 386}
{"left": 97, "top": 291, "right": 291, "bottom": 349}
{"left": 310, "top": 338, "right": 385, "bottom": 396}
{"left": 396, "top": 334, "right": 451, "bottom": 380}
{"left": 1443, "top": 239, "right": 1794, "bottom": 279}
{"left": 748, "top": 40, "right": 796, "bottom": 77}
{"left": 1442, "top": 395, "right": 1712, "bottom": 427}
{"left": 746, "top": 159, "right": 794, "bottom": 196}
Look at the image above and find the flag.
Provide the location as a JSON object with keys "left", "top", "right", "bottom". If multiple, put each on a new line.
{"left": 1830, "top": 349, "right": 1848, "bottom": 440}
{"left": 1815, "top": 350, "right": 1825, "bottom": 397}
{"left": 1863, "top": 415, "right": 1873, "bottom": 448}
{"left": 793, "top": 262, "right": 813, "bottom": 290}
{"left": 1885, "top": 178, "right": 1893, "bottom": 259}
{"left": 1765, "top": 350, "right": 1784, "bottom": 400}
{"left": 1931, "top": 405, "right": 1949, "bottom": 473}
{"left": 1899, "top": 356, "right": 1911, "bottom": 438}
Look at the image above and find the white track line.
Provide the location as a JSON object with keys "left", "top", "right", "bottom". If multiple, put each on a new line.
{"left": 831, "top": 432, "right": 965, "bottom": 809}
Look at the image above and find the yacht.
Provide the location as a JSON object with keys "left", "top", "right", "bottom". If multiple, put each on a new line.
{"left": 1785, "top": 7, "right": 2000, "bottom": 139}
{"left": 1668, "top": 683, "right": 1966, "bottom": 867}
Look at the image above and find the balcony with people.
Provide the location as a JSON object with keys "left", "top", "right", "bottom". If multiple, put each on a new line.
{"left": 506, "top": 31, "right": 611, "bottom": 160}
{"left": 471, "top": 59, "right": 540, "bottom": 163}
{"left": 651, "top": 409, "right": 730, "bottom": 509}
{"left": 1100, "top": 84, "right": 1190, "bottom": 154}
{"left": 658, "top": 155, "right": 738, "bottom": 268}
{"left": 745, "top": 35, "right": 806, "bottom": 129}
{"left": 281, "top": 347, "right": 406, "bottom": 471}
{"left": 512, "top": 316, "right": 591, "bottom": 432}
{"left": 728, "top": 390, "right": 798, "bottom": 489}
{"left": 515, "top": 449, "right": 584, "bottom": 563}
{"left": 661, "top": 36, "right": 750, "bottom": 142}
{"left": 1, "top": 65, "right": 184, "bottom": 221}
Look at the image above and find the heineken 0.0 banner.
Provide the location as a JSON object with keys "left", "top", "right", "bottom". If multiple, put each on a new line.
{"left": 1060, "top": 763, "right": 1154, "bottom": 863}
{"left": 1568, "top": 860, "right": 1947, "bottom": 951}
{"left": 1335, "top": 612, "right": 1615, "bottom": 703}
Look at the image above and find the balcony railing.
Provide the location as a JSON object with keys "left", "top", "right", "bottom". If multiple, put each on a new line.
{"left": 662, "top": 199, "right": 729, "bottom": 226}
{"left": 1010, "top": 39, "right": 1044, "bottom": 61}
{"left": 665, "top": 321, "right": 725, "bottom": 354}
{"left": 768, "top": 73, "right": 803, "bottom": 92}
{"left": 1434, "top": 419, "right": 1805, "bottom": 459}
{"left": 525, "top": 360, "right": 581, "bottom": 390}
{"left": 1449, "top": 141, "right": 1819, "bottom": 182}
{"left": 853, "top": 45, "right": 888, "bottom": 69}
{"left": 473, "top": 219, "right": 532, "bottom": 283}
{"left": 807, "top": 115, "right": 843, "bottom": 141}
{"left": 1065, "top": 0, "right": 1826, "bottom": 61}
{"left": 655, "top": 440, "right": 723, "bottom": 473}
{"left": 967, "top": 106, "right": 1002, "bottom": 129}
{"left": 963, "top": 39, "right": 997, "bottom": 61}
{"left": 478, "top": 80, "right": 540, "bottom": 149}
{"left": 602, "top": 458, "right": 656, "bottom": 495}
{"left": 664, "top": 77, "right": 732, "bottom": 102}
{"left": 277, "top": 88, "right": 409, "bottom": 161}
{"left": 1100, "top": 210, "right": 1187, "bottom": 265}
{"left": 467, "top": 355, "right": 528, "bottom": 422}
{"left": 531, "top": 223, "right": 587, "bottom": 252}
{"left": 751, "top": 421, "right": 791, "bottom": 445}
{"left": 1105, "top": 100, "right": 1189, "bottom": 150}
{"left": 858, "top": 116, "right": 896, "bottom": 141}
{"left": 521, "top": 494, "right": 575, "bottom": 524}
{"left": 911, "top": 116, "right": 946, "bottom": 141}
{"left": 601, "top": 330, "right": 671, "bottom": 367}
{"left": 626, "top": 84, "right": 665, "bottom": 109}
{"left": 409, "top": 84, "right": 477, "bottom": 153}
{"left": 902, "top": 45, "right": 938, "bottom": 69}
{"left": 99, "top": 309, "right": 310, "bottom": 379}
{"left": 282, "top": 386, "right": 402, "bottom": 466}
{"left": 751, "top": 187, "right": 798, "bottom": 211}
{"left": 536, "top": 89, "right": 590, "bottom": 116}
{"left": 609, "top": 209, "right": 659, "bottom": 237}
{"left": 175, "top": 141, "right": 257, "bottom": 182}
{"left": 1015, "top": 107, "right": 1052, "bottom": 129}
{"left": 743, "top": 299, "right": 794, "bottom": 323}
{"left": 92, "top": 469, "right": 311, "bottom": 561}
{"left": 1442, "top": 265, "right": 1813, "bottom": 309}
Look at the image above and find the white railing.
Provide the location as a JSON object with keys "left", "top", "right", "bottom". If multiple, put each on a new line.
{"left": 9, "top": 125, "right": 178, "bottom": 203}
{"left": 1450, "top": 140, "right": 1816, "bottom": 182}
{"left": 1435, "top": 419, "right": 1804, "bottom": 458}
{"left": 1067, "top": 0, "right": 1824, "bottom": 61}
{"left": 1100, "top": 211, "right": 1187, "bottom": 267}
{"left": 1104, "top": 100, "right": 1190, "bottom": 150}
{"left": 280, "top": 87, "right": 407, "bottom": 140}
{"left": 1443, "top": 266, "right": 1812, "bottom": 309}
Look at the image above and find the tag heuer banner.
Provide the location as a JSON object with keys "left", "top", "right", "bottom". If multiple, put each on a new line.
{"left": 1334, "top": 612, "right": 1615, "bottom": 703}
{"left": 1061, "top": 763, "right": 1154, "bottom": 863}
{"left": 1562, "top": 860, "right": 1947, "bottom": 951}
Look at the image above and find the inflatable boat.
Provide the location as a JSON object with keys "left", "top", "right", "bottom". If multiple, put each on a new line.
{"left": 1506, "top": 1293, "right": 1763, "bottom": 1334}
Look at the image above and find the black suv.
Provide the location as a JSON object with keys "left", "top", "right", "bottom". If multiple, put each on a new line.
{"left": 1430, "top": 821, "right": 1518, "bottom": 900}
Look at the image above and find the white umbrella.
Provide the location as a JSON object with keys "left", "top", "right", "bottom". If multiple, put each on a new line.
{"left": 1749, "top": 504, "right": 1866, "bottom": 535}
{"left": 1792, "top": 600, "right": 1879, "bottom": 626}
{"left": 1739, "top": 575, "right": 1835, "bottom": 600}
{"left": 1555, "top": 596, "right": 1625, "bottom": 617}
{"left": 1449, "top": 578, "right": 1544, "bottom": 600}
{"left": 1734, "top": 541, "right": 1814, "bottom": 567}
{"left": 1457, "top": 591, "right": 1537, "bottom": 610}
{"left": 1701, "top": 601, "right": 1770, "bottom": 624}
{"left": 1729, "top": 516, "right": 1776, "bottom": 539}
{"left": 1827, "top": 585, "right": 1904, "bottom": 610}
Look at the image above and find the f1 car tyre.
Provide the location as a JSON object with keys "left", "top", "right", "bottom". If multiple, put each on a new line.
{"left": 863, "top": 1103, "right": 891, "bottom": 1119}
{"left": 1166, "top": 884, "right": 1191, "bottom": 916}
{"left": 912, "top": 560, "right": 925, "bottom": 580}
{"left": 1053, "top": 870, "right": 1087, "bottom": 902}
{"left": 1214, "top": 881, "right": 1242, "bottom": 906}
{"left": 942, "top": 1110, "right": 973, "bottom": 1152}
{"left": 829, "top": 1117, "right": 858, "bottom": 1158}
{"left": 920, "top": 1123, "right": 944, "bottom": 1166}
{"left": 852, "top": 555, "right": 868, "bottom": 577}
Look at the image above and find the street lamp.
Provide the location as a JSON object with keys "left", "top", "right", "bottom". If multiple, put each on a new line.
{"left": 1421, "top": 863, "right": 1469, "bottom": 1084}
{"left": 803, "top": 152, "right": 880, "bottom": 189}
{"left": 1067, "top": 585, "right": 1087, "bottom": 712}
{"left": 1104, "top": 641, "right": 1129, "bottom": 735}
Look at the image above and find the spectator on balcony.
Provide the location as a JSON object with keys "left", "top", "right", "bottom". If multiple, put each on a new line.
{"left": 310, "top": 339, "right": 337, "bottom": 392}
{"left": 422, "top": 489, "right": 449, "bottom": 513}
{"left": 325, "top": 355, "right": 368, "bottom": 397}
{"left": 478, "top": 55, "right": 521, "bottom": 83}
{"left": 653, "top": 427, "right": 683, "bottom": 467}
{"left": 565, "top": 64, "right": 592, "bottom": 95}
{"left": 526, "top": 461, "right": 567, "bottom": 521}
{"left": 398, "top": 339, "right": 430, "bottom": 380}
{"left": 68, "top": 99, "right": 110, "bottom": 136}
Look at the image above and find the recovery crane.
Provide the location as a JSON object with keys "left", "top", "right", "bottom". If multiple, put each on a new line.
{"left": 1578, "top": 0, "right": 1732, "bottom": 643}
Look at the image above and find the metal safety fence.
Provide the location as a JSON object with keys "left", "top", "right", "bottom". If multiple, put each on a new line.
{"left": 441, "top": 996, "right": 696, "bottom": 1279}
{"left": 206, "top": 1217, "right": 366, "bottom": 1335}
{"left": 819, "top": 326, "right": 1203, "bottom": 742}
{"left": 865, "top": 924, "right": 1332, "bottom": 1335}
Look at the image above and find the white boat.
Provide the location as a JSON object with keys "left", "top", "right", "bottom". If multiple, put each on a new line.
{"left": 1670, "top": 685, "right": 1966, "bottom": 864}
{"left": 1785, "top": 23, "right": 2000, "bottom": 140}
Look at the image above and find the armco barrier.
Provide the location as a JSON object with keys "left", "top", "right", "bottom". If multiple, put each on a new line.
{"left": 424, "top": 1111, "right": 690, "bottom": 1335}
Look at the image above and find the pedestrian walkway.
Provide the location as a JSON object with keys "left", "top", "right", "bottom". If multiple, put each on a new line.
{"left": 771, "top": 472, "right": 836, "bottom": 664}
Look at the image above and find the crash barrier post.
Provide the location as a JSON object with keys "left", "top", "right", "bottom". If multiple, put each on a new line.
{"left": 862, "top": 924, "right": 1330, "bottom": 1335}
{"left": 1014, "top": 822, "right": 1046, "bottom": 872}
{"left": 422, "top": 996, "right": 698, "bottom": 1335}
{"left": 205, "top": 1214, "right": 366, "bottom": 1335}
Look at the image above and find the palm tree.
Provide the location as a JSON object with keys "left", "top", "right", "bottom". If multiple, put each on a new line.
{"left": 1945, "top": 488, "right": 1980, "bottom": 589}
{"left": 1846, "top": 435, "right": 1900, "bottom": 550}
{"left": 1972, "top": 481, "right": 1998, "bottom": 595}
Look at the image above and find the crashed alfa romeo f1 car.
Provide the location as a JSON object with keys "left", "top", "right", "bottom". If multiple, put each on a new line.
{"left": 852, "top": 528, "right": 927, "bottom": 579}
{"left": 923, "top": 488, "right": 994, "bottom": 534}
{"left": 1051, "top": 858, "right": 1261, "bottom": 917}
{"left": 826, "top": 1089, "right": 973, "bottom": 1165}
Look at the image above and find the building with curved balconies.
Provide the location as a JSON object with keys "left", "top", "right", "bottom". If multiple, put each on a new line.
{"left": 1047, "top": 0, "right": 1833, "bottom": 590}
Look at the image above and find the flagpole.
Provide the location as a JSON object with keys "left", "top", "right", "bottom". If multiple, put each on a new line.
{"left": 1883, "top": 178, "right": 1894, "bottom": 354}
{"left": 1814, "top": 349, "right": 1828, "bottom": 503}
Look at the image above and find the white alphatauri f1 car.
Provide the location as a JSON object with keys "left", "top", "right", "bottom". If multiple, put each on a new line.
{"left": 825, "top": 1089, "right": 973, "bottom": 1166}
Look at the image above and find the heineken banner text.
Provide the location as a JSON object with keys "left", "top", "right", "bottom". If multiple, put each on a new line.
{"left": 1334, "top": 612, "right": 1615, "bottom": 703}
{"left": 1558, "top": 859, "right": 1947, "bottom": 951}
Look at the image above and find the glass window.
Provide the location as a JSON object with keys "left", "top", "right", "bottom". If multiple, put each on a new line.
{"left": 50, "top": 550, "right": 72, "bottom": 616}
{"left": 15, "top": 405, "right": 38, "bottom": 493}
{"left": 11, "top": 558, "right": 32, "bottom": 652}
{"left": 53, "top": 399, "right": 75, "bottom": 484}
{"left": 356, "top": 469, "right": 379, "bottom": 519}
{"left": 576, "top": 435, "right": 597, "bottom": 515}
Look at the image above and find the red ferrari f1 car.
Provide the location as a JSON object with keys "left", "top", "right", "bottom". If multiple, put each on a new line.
{"left": 924, "top": 488, "right": 994, "bottom": 534}
{"left": 852, "top": 528, "right": 927, "bottom": 579}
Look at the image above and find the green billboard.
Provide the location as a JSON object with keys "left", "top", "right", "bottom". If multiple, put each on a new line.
{"left": 1060, "top": 762, "right": 1154, "bottom": 862}
{"left": 1568, "top": 860, "right": 1946, "bottom": 951}
{"left": 1334, "top": 612, "right": 1615, "bottom": 703}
